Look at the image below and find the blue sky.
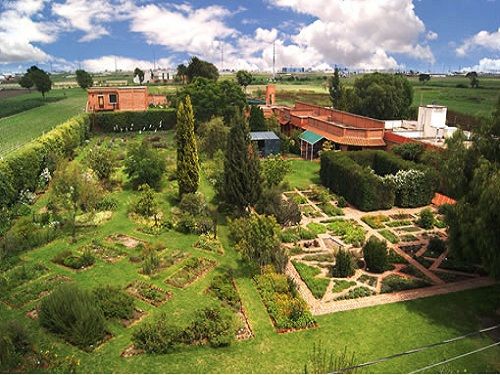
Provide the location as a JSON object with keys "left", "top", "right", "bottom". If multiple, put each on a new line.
{"left": 0, "top": 0, "right": 499, "bottom": 74}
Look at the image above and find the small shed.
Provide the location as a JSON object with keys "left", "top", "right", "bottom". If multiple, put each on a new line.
{"left": 250, "top": 131, "right": 281, "bottom": 157}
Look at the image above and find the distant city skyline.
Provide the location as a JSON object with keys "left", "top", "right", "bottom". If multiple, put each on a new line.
{"left": 0, "top": 0, "right": 499, "bottom": 74}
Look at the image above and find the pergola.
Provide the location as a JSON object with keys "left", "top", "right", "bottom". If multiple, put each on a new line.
{"left": 299, "top": 130, "right": 324, "bottom": 160}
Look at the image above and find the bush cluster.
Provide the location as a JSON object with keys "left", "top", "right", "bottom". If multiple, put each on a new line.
{"left": 363, "top": 236, "right": 389, "bottom": 273}
{"left": 320, "top": 150, "right": 437, "bottom": 211}
{"left": 93, "top": 109, "right": 176, "bottom": 133}
{"left": 132, "top": 306, "right": 235, "bottom": 354}
{"left": 209, "top": 271, "right": 241, "bottom": 311}
{"left": 93, "top": 286, "right": 135, "bottom": 320}
{"left": 0, "top": 321, "right": 32, "bottom": 371}
{"left": 0, "top": 115, "right": 90, "bottom": 209}
{"left": 331, "top": 249, "right": 355, "bottom": 278}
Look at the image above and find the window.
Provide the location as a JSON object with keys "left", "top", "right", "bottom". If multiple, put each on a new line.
{"left": 109, "top": 94, "right": 117, "bottom": 104}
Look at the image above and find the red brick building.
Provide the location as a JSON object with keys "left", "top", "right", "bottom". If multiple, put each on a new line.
{"left": 272, "top": 102, "right": 386, "bottom": 158}
{"left": 86, "top": 86, "right": 167, "bottom": 112}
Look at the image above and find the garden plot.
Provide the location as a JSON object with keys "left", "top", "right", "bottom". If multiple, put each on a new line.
{"left": 106, "top": 234, "right": 146, "bottom": 249}
{"left": 138, "top": 249, "right": 189, "bottom": 277}
{"left": 79, "top": 240, "right": 126, "bottom": 263}
{"left": 0, "top": 262, "right": 49, "bottom": 295}
{"left": 165, "top": 256, "right": 217, "bottom": 288}
{"left": 126, "top": 280, "right": 172, "bottom": 307}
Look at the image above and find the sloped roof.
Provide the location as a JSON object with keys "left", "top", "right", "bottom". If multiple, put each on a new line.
{"left": 250, "top": 131, "right": 280, "bottom": 141}
{"left": 432, "top": 193, "right": 457, "bottom": 207}
{"left": 299, "top": 130, "right": 324, "bottom": 145}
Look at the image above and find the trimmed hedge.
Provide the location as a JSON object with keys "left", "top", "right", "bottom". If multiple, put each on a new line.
{"left": 320, "top": 150, "right": 437, "bottom": 211}
{"left": 92, "top": 109, "right": 176, "bottom": 132}
{"left": 0, "top": 115, "right": 90, "bottom": 208}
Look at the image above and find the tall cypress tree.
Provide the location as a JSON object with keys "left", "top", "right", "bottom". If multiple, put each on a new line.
{"left": 249, "top": 106, "right": 267, "bottom": 131}
{"left": 176, "top": 95, "right": 199, "bottom": 197}
{"left": 222, "top": 112, "right": 261, "bottom": 210}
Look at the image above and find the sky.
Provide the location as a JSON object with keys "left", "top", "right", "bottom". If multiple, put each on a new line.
{"left": 0, "top": 0, "right": 499, "bottom": 74}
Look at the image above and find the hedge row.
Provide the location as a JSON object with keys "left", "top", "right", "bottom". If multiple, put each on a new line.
{"left": 92, "top": 109, "right": 176, "bottom": 133}
{"left": 320, "top": 150, "right": 437, "bottom": 211}
{"left": 0, "top": 115, "right": 90, "bottom": 208}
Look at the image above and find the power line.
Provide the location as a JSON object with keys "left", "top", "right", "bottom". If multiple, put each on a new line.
{"left": 332, "top": 324, "right": 500, "bottom": 373}
{"left": 410, "top": 341, "right": 500, "bottom": 374}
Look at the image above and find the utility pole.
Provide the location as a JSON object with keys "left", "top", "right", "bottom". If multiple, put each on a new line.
{"left": 272, "top": 40, "right": 276, "bottom": 81}
{"left": 114, "top": 56, "right": 117, "bottom": 72}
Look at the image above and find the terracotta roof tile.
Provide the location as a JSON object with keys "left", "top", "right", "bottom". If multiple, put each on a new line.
{"left": 432, "top": 193, "right": 457, "bottom": 206}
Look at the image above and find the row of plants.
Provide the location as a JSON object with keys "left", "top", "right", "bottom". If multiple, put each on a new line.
{"left": 291, "top": 261, "right": 330, "bottom": 299}
{"left": 254, "top": 266, "right": 316, "bottom": 330}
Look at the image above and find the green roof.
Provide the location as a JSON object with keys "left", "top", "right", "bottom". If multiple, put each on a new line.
{"left": 299, "top": 130, "right": 324, "bottom": 145}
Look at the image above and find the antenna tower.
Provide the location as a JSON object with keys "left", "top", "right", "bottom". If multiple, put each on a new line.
{"left": 272, "top": 40, "right": 276, "bottom": 80}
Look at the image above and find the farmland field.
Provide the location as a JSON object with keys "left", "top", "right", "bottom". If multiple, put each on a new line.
{"left": 0, "top": 88, "right": 87, "bottom": 155}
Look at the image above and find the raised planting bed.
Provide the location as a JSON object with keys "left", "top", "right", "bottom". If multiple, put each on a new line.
{"left": 139, "top": 250, "right": 189, "bottom": 276}
{"left": 434, "top": 271, "right": 474, "bottom": 283}
{"left": 194, "top": 234, "right": 224, "bottom": 254}
{"left": 334, "top": 286, "right": 374, "bottom": 300}
{"left": 284, "top": 192, "right": 308, "bottom": 205}
{"left": 398, "top": 226, "right": 421, "bottom": 233}
{"left": 254, "top": 266, "right": 316, "bottom": 331}
{"left": 80, "top": 240, "right": 125, "bottom": 263}
{"left": 325, "top": 219, "right": 366, "bottom": 247}
{"left": 378, "top": 229, "right": 400, "bottom": 244}
{"left": 301, "top": 253, "right": 335, "bottom": 263}
{"left": 331, "top": 279, "right": 356, "bottom": 293}
{"left": 165, "top": 257, "right": 217, "bottom": 288}
{"left": 380, "top": 275, "right": 431, "bottom": 293}
{"left": 292, "top": 261, "right": 330, "bottom": 299}
{"left": 281, "top": 227, "right": 318, "bottom": 243}
{"left": 107, "top": 234, "right": 146, "bottom": 249}
{"left": 389, "top": 213, "right": 414, "bottom": 220}
{"left": 126, "top": 280, "right": 172, "bottom": 306}
{"left": 317, "top": 202, "right": 343, "bottom": 217}
{"left": 400, "top": 264, "right": 430, "bottom": 280}
{"left": 3, "top": 275, "right": 71, "bottom": 308}
{"left": 300, "top": 204, "right": 322, "bottom": 218}
{"left": 306, "top": 222, "right": 327, "bottom": 236}
{"left": 399, "top": 244, "right": 423, "bottom": 256}
{"left": 357, "top": 274, "right": 378, "bottom": 288}
{"left": 414, "top": 256, "right": 435, "bottom": 269}
{"left": 439, "top": 258, "right": 481, "bottom": 274}
{"left": 0, "top": 262, "right": 49, "bottom": 294}
{"left": 121, "top": 308, "right": 147, "bottom": 328}
{"left": 386, "top": 220, "right": 413, "bottom": 228}
{"left": 361, "top": 215, "right": 390, "bottom": 229}
{"left": 52, "top": 250, "right": 95, "bottom": 271}
{"left": 387, "top": 250, "right": 408, "bottom": 264}
{"left": 400, "top": 234, "right": 419, "bottom": 242}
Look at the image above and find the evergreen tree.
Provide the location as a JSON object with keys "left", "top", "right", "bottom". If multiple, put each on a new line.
{"left": 222, "top": 112, "right": 261, "bottom": 210}
{"left": 329, "top": 67, "right": 342, "bottom": 108}
{"left": 176, "top": 95, "right": 199, "bottom": 197}
{"left": 249, "top": 106, "right": 267, "bottom": 131}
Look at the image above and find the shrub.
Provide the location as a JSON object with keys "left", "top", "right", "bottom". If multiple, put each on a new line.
{"left": 426, "top": 236, "right": 446, "bottom": 256}
{"left": 131, "top": 184, "right": 159, "bottom": 218}
{"left": 124, "top": 141, "right": 166, "bottom": 190}
{"left": 39, "top": 284, "right": 107, "bottom": 350}
{"left": 93, "top": 109, "right": 176, "bottom": 133}
{"left": 184, "top": 306, "right": 236, "bottom": 347}
{"left": 209, "top": 272, "right": 241, "bottom": 311}
{"left": 417, "top": 208, "right": 435, "bottom": 229}
{"left": 84, "top": 145, "right": 117, "bottom": 182}
{"left": 331, "top": 249, "right": 355, "bottom": 278}
{"left": 179, "top": 192, "right": 207, "bottom": 216}
{"left": 132, "top": 315, "right": 182, "bottom": 354}
{"left": 256, "top": 187, "right": 302, "bottom": 226}
{"left": 93, "top": 286, "right": 135, "bottom": 320}
{"left": 142, "top": 251, "right": 161, "bottom": 275}
{"left": 363, "top": 236, "right": 389, "bottom": 273}
{"left": 0, "top": 321, "right": 32, "bottom": 371}
{"left": 392, "top": 143, "right": 425, "bottom": 162}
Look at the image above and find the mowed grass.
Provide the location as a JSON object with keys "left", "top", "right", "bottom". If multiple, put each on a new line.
{"left": 0, "top": 88, "right": 87, "bottom": 155}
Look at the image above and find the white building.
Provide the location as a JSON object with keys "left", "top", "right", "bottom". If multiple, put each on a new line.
{"left": 133, "top": 69, "right": 176, "bottom": 84}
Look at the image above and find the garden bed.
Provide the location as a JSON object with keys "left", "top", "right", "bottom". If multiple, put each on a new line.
{"left": 194, "top": 235, "right": 224, "bottom": 254}
{"left": 52, "top": 250, "right": 95, "bottom": 271}
{"left": 107, "top": 234, "right": 146, "bottom": 249}
{"left": 0, "top": 262, "right": 49, "bottom": 294}
{"left": 325, "top": 219, "right": 366, "bottom": 247}
{"left": 378, "top": 229, "right": 400, "bottom": 244}
{"left": 334, "top": 286, "right": 374, "bottom": 300}
{"left": 121, "top": 308, "right": 147, "bottom": 328}
{"left": 165, "top": 257, "right": 217, "bottom": 288}
{"left": 126, "top": 281, "right": 172, "bottom": 306}
{"left": 80, "top": 240, "right": 125, "bottom": 263}
{"left": 292, "top": 261, "right": 330, "bottom": 299}
{"left": 381, "top": 275, "right": 431, "bottom": 293}
{"left": 361, "top": 215, "right": 389, "bottom": 229}
{"left": 331, "top": 279, "right": 357, "bottom": 293}
{"left": 357, "top": 274, "right": 378, "bottom": 288}
{"left": 3, "top": 275, "right": 71, "bottom": 308}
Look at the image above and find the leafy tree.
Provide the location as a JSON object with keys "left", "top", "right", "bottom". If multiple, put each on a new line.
{"left": 392, "top": 142, "right": 425, "bottom": 162}
{"left": 75, "top": 69, "right": 93, "bottom": 89}
{"left": 418, "top": 73, "right": 431, "bottom": 84}
{"left": 124, "top": 140, "right": 166, "bottom": 190}
{"left": 84, "top": 145, "right": 116, "bottom": 184}
{"left": 197, "top": 117, "right": 229, "bottom": 158}
{"left": 19, "top": 74, "right": 33, "bottom": 92}
{"left": 229, "top": 212, "right": 287, "bottom": 273}
{"left": 363, "top": 236, "right": 389, "bottom": 273}
{"left": 350, "top": 73, "right": 413, "bottom": 120}
{"left": 466, "top": 71, "right": 479, "bottom": 88}
{"left": 256, "top": 186, "right": 301, "bottom": 226}
{"left": 134, "top": 67, "right": 145, "bottom": 84}
{"left": 26, "top": 66, "right": 52, "bottom": 99}
{"left": 222, "top": 113, "right": 261, "bottom": 210}
{"left": 186, "top": 56, "right": 219, "bottom": 83}
{"left": 249, "top": 105, "right": 267, "bottom": 131}
{"left": 261, "top": 155, "right": 291, "bottom": 187}
{"left": 176, "top": 64, "right": 188, "bottom": 84}
{"left": 331, "top": 249, "right": 355, "bottom": 277}
{"left": 236, "top": 70, "right": 253, "bottom": 93}
{"left": 176, "top": 95, "right": 199, "bottom": 196}
{"left": 131, "top": 184, "right": 160, "bottom": 220}
{"left": 174, "top": 77, "right": 246, "bottom": 124}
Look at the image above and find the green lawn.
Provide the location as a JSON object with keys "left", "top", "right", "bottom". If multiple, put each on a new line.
{"left": 1, "top": 131, "right": 500, "bottom": 373}
{"left": 0, "top": 88, "right": 87, "bottom": 155}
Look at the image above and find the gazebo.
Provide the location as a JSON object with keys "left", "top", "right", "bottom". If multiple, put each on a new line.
{"left": 299, "top": 130, "right": 324, "bottom": 160}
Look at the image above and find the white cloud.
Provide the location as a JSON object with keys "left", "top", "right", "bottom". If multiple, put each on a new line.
{"left": 426, "top": 31, "right": 438, "bottom": 41}
{"left": 129, "top": 3, "right": 236, "bottom": 56}
{"left": 80, "top": 55, "right": 172, "bottom": 72}
{"left": 269, "top": 0, "right": 435, "bottom": 69}
{"left": 52, "top": 0, "right": 133, "bottom": 42}
{"left": 456, "top": 28, "right": 500, "bottom": 56}
{"left": 0, "top": 1, "right": 57, "bottom": 63}
{"left": 462, "top": 58, "right": 500, "bottom": 73}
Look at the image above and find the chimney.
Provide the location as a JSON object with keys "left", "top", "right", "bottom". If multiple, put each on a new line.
{"left": 266, "top": 84, "right": 276, "bottom": 106}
